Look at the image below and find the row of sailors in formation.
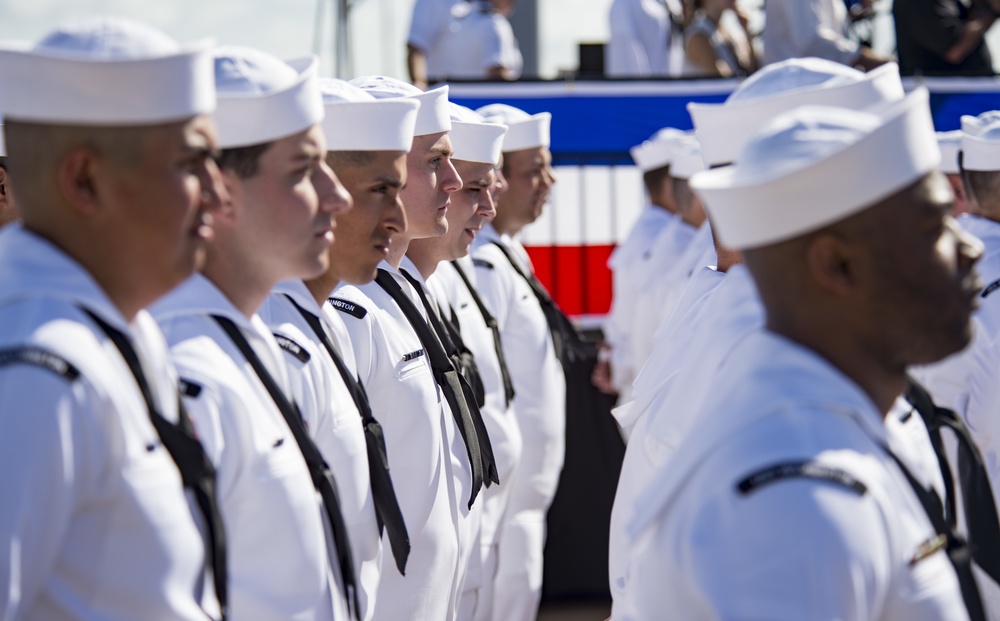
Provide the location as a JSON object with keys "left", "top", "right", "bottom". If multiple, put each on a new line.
{"left": 0, "top": 17, "right": 572, "bottom": 621}
{"left": 602, "top": 56, "right": 1000, "bottom": 619}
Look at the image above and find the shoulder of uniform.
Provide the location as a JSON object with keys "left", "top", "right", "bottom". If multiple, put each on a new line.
{"left": 735, "top": 460, "right": 868, "bottom": 497}
{"left": 0, "top": 345, "right": 81, "bottom": 382}
{"left": 272, "top": 333, "right": 311, "bottom": 363}
{"left": 473, "top": 258, "right": 494, "bottom": 270}
{"left": 329, "top": 297, "right": 369, "bottom": 319}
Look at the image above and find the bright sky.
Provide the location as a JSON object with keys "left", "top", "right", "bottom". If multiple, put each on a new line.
{"left": 0, "top": 0, "right": 997, "bottom": 79}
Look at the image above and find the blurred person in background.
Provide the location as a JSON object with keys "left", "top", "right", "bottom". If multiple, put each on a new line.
{"left": 607, "top": 0, "right": 687, "bottom": 77}
{"left": 408, "top": 0, "right": 521, "bottom": 86}
{"left": 893, "top": 0, "right": 996, "bottom": 76}
{"left": 764, "top": 0, "right": 890, "bottom": 69}
{"left": 684, "top": 0, "right": 759, "bottom": 77}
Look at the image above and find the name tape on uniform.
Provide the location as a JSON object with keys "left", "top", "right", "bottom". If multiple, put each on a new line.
{"left": 273, "top": 333, "right": 311, "bottom": 363}
{"left": 330, "top": 297, "right": 368, "bottom": 319}
{"left": 0, "top": 346, "right": 81, "bottom": 381}
{"left": 736, "top": 461, "right": 868, "bottom": 497}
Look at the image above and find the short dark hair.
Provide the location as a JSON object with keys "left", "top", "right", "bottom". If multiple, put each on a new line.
{"left": 966, "top": 169, "right": 1000, "bottom": 212}
{"left": 672, "top": 175, "right": 695, "bottom": 214}
{"left": 0, "top": 156, "right": 6, "bottom": 170}
{"left": 326, "top": 150, "right": 377, "bottom": 170}
{"left": 215, "top": 142, "right": 273, "bottom": 179}
{"left": 643, "top": 164, "right": 671, "bottom": 197}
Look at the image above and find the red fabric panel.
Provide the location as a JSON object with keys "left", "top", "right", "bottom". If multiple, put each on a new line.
{"left": 524, "top": 244, "right": 615, "bottom": 317}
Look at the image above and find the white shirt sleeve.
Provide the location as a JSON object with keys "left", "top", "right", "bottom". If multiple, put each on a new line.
{"left": 0, "top": 368, "right": 103, "bottom": 617}
{"left": 408, "top": 0, "right": 449, "bottom": 51}
{"left": 765, "top": 0, "right": 859, "bottom": 66}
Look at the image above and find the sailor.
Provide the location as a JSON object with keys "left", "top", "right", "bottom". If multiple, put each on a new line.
{"left": 913, "top": 116, "right": 1000, "bottom": 506}
{"left": 152, "top": 46, "right": 359, "bottom": 621}
{"left": 409, "top": 103, "right": 514, "bottom": 620}
{"left": 257, "top": 78, "right": 419, "bottom": 621}
{"left": 626, "top": 133, "right": 714, "bottom": 395}
{"left": 621, "top": 87, "right": 985, "bottom": 620}
{"left": 763, "top": 0, "right": 890, "bottom": 69}
{"left": 0, "top": 17, "right": 228, "bottom": 620}
{"left": 421, "top": 0, "right": 523, "bottom": 84}
{"left": 595, "top": 127, "right": 686, "bottom": 400}
{"left": 334, "top": 75, "right": 493, "bottom": 621}
{"left": 471, "top": 102, "right": 565, "bottom": 621}
{"left": 0, "top": 123, "right": 15, "bottom": 227}
{"left": 606, "top": 0, "right": 686, "bottom": 77}
{"left": 938, "top": 130, "right": 971, "bottom": 215}
{"left": 407, "top": 0, "right": 467, "bottom": 88}
{"left": 608, "top": 58, "right": 908, "bottom": 618}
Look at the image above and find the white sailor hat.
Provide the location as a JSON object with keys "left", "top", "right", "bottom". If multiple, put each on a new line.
{"left": 317, "top": 78, "right": 419, "bottom": 152}
{"left": 349, "top": 75, "right": 451, "bottom": 136}
{"left": 669, "top": 135, "right": 706, "bottom": 180}
{"left": 961, "top": 110, "right": 1000, "bottom": 136}
{"left": 476, "top": 103, "right": 551, "bottom": 152}
{"left": 689, "top": 59, "right": 904, "bottom": 166}
{"left": 962, "top": 121, "right": 1000, "bottom": 172}
{"left": 213, "top": 46, "right": 323, "bottom": 149}
{"left": 448, "top": 103, "right": 508, "bottom": 165}
{"left": 692, "top": 88, "right": 938, "bottom": 250}
{"left": 0, "top": 16, "right": 214, "bottom": 125}
{"left": 937, "top": 130, "right": 962, "bottom": 174}
{"left": 629, "top": 127, "right": 688, "bottom": 172}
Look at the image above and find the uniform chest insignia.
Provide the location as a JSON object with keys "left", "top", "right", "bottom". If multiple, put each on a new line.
{"left": 910, "top": 533, "right": 947, "bottom": 566}
{"left": 330, "top": 297, "right": 368, "bottom": 319}
{"left": 473, "top": 258, "right": 494, "bottom": 270}
{"left": 982, "top": 279, "right": 1000, "bottom": 299}
{"left": 273, "top": 334, "right": 311, "bottom": 363}
{"left": 402, "top": 349, "right": 425, "bottom": 362}
{"left": 736, "top": 461, "right": 868, "bottom": 496}
{"left": 178, "top": 378, "right": 203, "bottom": 398}
{"left": 0, "top": 346, "right": 80, "bottom": 381}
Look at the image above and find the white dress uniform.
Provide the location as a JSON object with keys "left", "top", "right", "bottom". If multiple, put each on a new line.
{"left": 619, "top": 329, "right": 971, "bottom": 621}
{"left": 428, "top": 256, "right": 524, "bottom": 621}
{"left": 471, "top": 223, "right": 566, "bottom": 621}
{"left": 258, "top": 280, "right": 383, "bottom": 621}
{"left": 604, "top": 205, "right": 677, "bottom": 398}
{"left": 606, "top": 0, "right": 684, "bottom": 77}
{"left": 425, "top": 1, "right": 523, "bottom": 81}
{"left": 398, "top": 258, "right": 485, "bottom": 621}
{"left": 408, "top": 0, "right": 465, "bottom": 55}
{"left": 609, "top": 264, "right": 743, "bottom": 618}
{"left": 0, "top": 226, "right": 211, "bottom": 621}
{"left": 628, "top": 217, "right": 698, "bottom": 379}
{"left": 333, "top": 259, "right": 473, "bottom": 621}
{"left": 152, "top": 274, "right": 342, "bottom": 621}
{"left": 612, "top": 263, "right": 727, "bottom": 439}
{"left": 763, "top": 0, "right": 860, "bottom": 66}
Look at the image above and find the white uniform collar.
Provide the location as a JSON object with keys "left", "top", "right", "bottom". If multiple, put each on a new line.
{"left": 272, "top": 279, "right": 323, "bottom": 318}
{"left": 378, "top": 259, "right": 425, "bottom": 311}
{"left": 479, "top": 222, "right": 503, "bottom": 244}
{"left": 154, "top": 273, "right": 291, "bottom": 392}
{"left": 0, "top": 224, "right": 131, "bottom": 333}
{"left": 398, "top": 255, "right": 429, "bottom": 289}
{"left": 957, "top": 213, "right": 1000, "bottom": 239}
{"left": 152, "top": 273, "right": 252, "bottom": 327}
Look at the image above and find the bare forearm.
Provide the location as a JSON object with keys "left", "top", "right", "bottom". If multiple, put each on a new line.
{"left": 945, "top": 10, "right": 996, "bottom": 64}
{"left": 407, "top": 44, "right": 428, "bottom": 89}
